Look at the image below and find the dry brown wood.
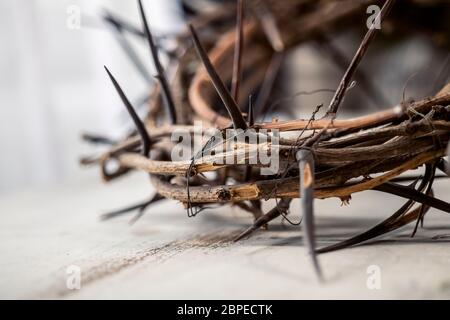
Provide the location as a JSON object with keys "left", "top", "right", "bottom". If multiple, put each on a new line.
{"left": 83, "top": 0, "right": 450, "bottom": 265}
{"left": 255, "top": 91, "right": 450, "bottom": 131}
{"left": 187, "top": 0, "right": 368, "bottom": 128}
{"left": 148, "top": 149, "right": 445, "bottom": 203}
{"left": 113, "top": 133, "right": 447, "bottom": 176}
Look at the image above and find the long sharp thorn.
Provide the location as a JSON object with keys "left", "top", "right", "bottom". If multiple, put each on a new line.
{"left": 81, "top": 133, "right": 117, "bottom": 146}
{"left": 189, "top": 24, "right": 248, "bottom": 130}
{"left": 129, "top": 193, "right": 165, "bottom": 225}
{"left": 138, "top": 0, "right": 177, "bottom": 124}
{"left": 412, "top": 164, "right": 437, "bottom": 237}
{"left": 326, "top": 0, "right": 396, "bottom": 117}
{"left": 234, "top": 225, "right": 258, "bottom": 242}
{"left": 391, "top": 174, "right": 447, "bottom": 183}
{"left": 234, "top": 199, "right": 291, "bottom": 242}
{"left": 104, "top": 66, "right": 151, "bottom": 157}
{"left": 318, "top": 199, "right": 431, "bottom": 254}
{"left": 318, "top": 200, "right": 415, "bottom": 254}
{"left": 319, "top": 192, "right": 433, "bottom": 254}
{"left": 297, "top": 150, "right": 322, "bottom": 280}
{"left": 102, "top": 10, "right": 152, "bottom": 83}
{"left": 100, "top": 193, "right": 164, "bottom": 223}
{"left": 374, "top": 182, "right": 450, "bottom": 214}
{"left": 102, "top": 9, "right": 146, "bottom": 38}
{"left": 317, "top": 178, "right": 422, "bottom": 254}
{"left": 100, "top": 193, "right": 163, "bottom": 221}
{"left": 231, "top": 0, "right": 244, "bottom": 103}
{"left": 100, "top": 201, "right": 150, "bottom": 221}
{"left": 252, "top": 0, "right": 284, "bottom": 52}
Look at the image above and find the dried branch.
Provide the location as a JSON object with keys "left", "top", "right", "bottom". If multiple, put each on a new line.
{"left": 189, "top": 24, "right": 248, "bottom": 130}
{"left": 325, "top": 0, "right": 396, "bottom": 117}
{"left": 256, "top": 91, "right": 450, "bottom": 131}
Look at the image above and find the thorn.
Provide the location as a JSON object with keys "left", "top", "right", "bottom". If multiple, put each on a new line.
{"left": 189, "top": 23, "right": 248, "bottom": 130}
{"left": 104, "top": 66, "right": 151, "bottom": 157}
{"left": 102, "top": 8, "right": 145, "bottom": 37}
{"left": 234, "top": 198, "right": 291, "bottom": 242}
{"left": 317, "top": 200, "right": 415, "bottom": 254}
{"left": 102, "top": 10, "right": 152, "bottom": 83}
{"left": 233, "top": 201, "right": 263, "bottom": 220}
{"left": 101, "top": 194, "right": 163, "bottom": 222}
{"left": 81, "top": 133, "right": 117, "bottom": 146}
{"left": 251, "top": 0, "right": 284, "bottom": 52}
{"left": 231, "top": 0, "right": 244, "bottom": 103}
{"left": 326, "top": 0, "right": 396, "bottom": 117}
{"left": 234, "top": 225, "right": 258, "bottom": 242}
{"left": 129, "top": 193, "right": 165, "bottom": 225}
{"left": 138, "top": 0, "right": 177, "bottom": 124}
{"left": 374, "top": 182, "right": 450, "bottom": 214}
{"left": 390, "top": 174, "right": 447, "bottom": 183}
{"left": 297, "top": 150, "right": 322, "bottom": 280}
{"left": 411, "top": 164, "right": 437, "bottom": 237}
{"left": 317, "top": 176, "right": 425, "bottom": 254}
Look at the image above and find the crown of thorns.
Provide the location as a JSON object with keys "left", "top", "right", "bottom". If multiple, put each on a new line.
{"left": 81, "top": 0, "right": 450, "bottom": 279}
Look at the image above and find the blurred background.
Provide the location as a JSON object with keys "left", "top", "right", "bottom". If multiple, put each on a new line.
{"left": 1, "top": 0, "right": 449, "bottom": 194}
{"left": 0, "top": 0, "right": 185, "bottom": 194}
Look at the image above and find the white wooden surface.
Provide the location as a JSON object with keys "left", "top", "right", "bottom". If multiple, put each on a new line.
{"left": 0, "top": 172, "right": 449, "bottom": 299}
